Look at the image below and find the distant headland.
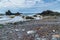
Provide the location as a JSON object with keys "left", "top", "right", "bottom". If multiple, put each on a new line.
{"left": 0, "top": 10, "right": 60, "bottom": 16}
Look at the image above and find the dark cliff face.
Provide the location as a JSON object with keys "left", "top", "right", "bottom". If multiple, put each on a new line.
{"left": 37, "top": 10, "right": 60, "bottom": 16}
{"left": 5, "top": 10, "right": 60, "bottom": 16}
{"left": 40, "top": 10, "right": 54, "bottom": 16}
{"left": 5, "top": 10, "right": 22, "bottom": 15}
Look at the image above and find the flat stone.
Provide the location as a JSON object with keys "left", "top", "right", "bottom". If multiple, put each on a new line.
{"left": 27, "top": 30, "right": 36, "bottom": 34}
{"left": 9, "top": 31, "right": 13, "bottom": 33}
{"left": 22, "top": 29, "right": 25, "bottom": 31}
{"left": 15, "top": 29, "right": 20, "bottom": 31}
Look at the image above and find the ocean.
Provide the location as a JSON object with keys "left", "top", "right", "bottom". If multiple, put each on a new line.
{"left": 23, "top": 13, "right": 36, "bottom": 15}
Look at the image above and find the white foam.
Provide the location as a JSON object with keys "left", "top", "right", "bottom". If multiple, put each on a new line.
{"left": 0, "top": 16, "right": 26, "bottom": 24}
{"left": 9, "top": 16, "right": 26, "bottom": 23}
{"left": 0, "top": 15, "right": 43, "bottom": 24}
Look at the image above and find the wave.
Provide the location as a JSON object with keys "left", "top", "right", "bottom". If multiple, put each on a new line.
{"left": 0, "top": 15, "right": 43, "bottom": 24}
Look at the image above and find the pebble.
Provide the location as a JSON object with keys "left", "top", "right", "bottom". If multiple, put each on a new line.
{"left": 15, "top": 29, "right": 20, "bottom": 31}
{"left": 22, "top": 29, "right": 25, "bottom": 31}
{"left": 27, "top": 30, "right": 36, "bottom": 34}
{"left": 36, "top": 38, "right": 41, "bottom": 40}
{"left": 53, "top": 30, "right": 56, "bottom": 32}
{"left": 9, "top": 31, "right": 13, "bottom": 33}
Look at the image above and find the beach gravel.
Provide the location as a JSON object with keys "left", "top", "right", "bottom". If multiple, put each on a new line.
{"left": 0, "top": 17, "right": 60, "bottom": 40}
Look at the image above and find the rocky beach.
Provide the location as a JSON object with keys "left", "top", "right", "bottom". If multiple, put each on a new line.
{"left": 0, "top": 0, "right": 60, "bottom": 40}
{"left": 0, "top": 10, "right": 60, "bottom": 40}
{"left": 0, "top": 16, "right": 60, "bottom": 40}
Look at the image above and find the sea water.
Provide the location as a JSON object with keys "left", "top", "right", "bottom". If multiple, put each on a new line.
{"left": 0, "top": 13, "right": 41, "bottom": 24}
{"left": 23, "top": 13, "right": 35, "bottom": 16}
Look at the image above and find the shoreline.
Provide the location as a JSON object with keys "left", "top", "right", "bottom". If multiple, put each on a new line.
{"left": 0, "top": 14, "right": 43, "bottom": 24}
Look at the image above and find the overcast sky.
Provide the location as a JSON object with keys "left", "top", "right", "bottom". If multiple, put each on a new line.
{"left": 0, "top": 0, "right": 60, "bottom": 13}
